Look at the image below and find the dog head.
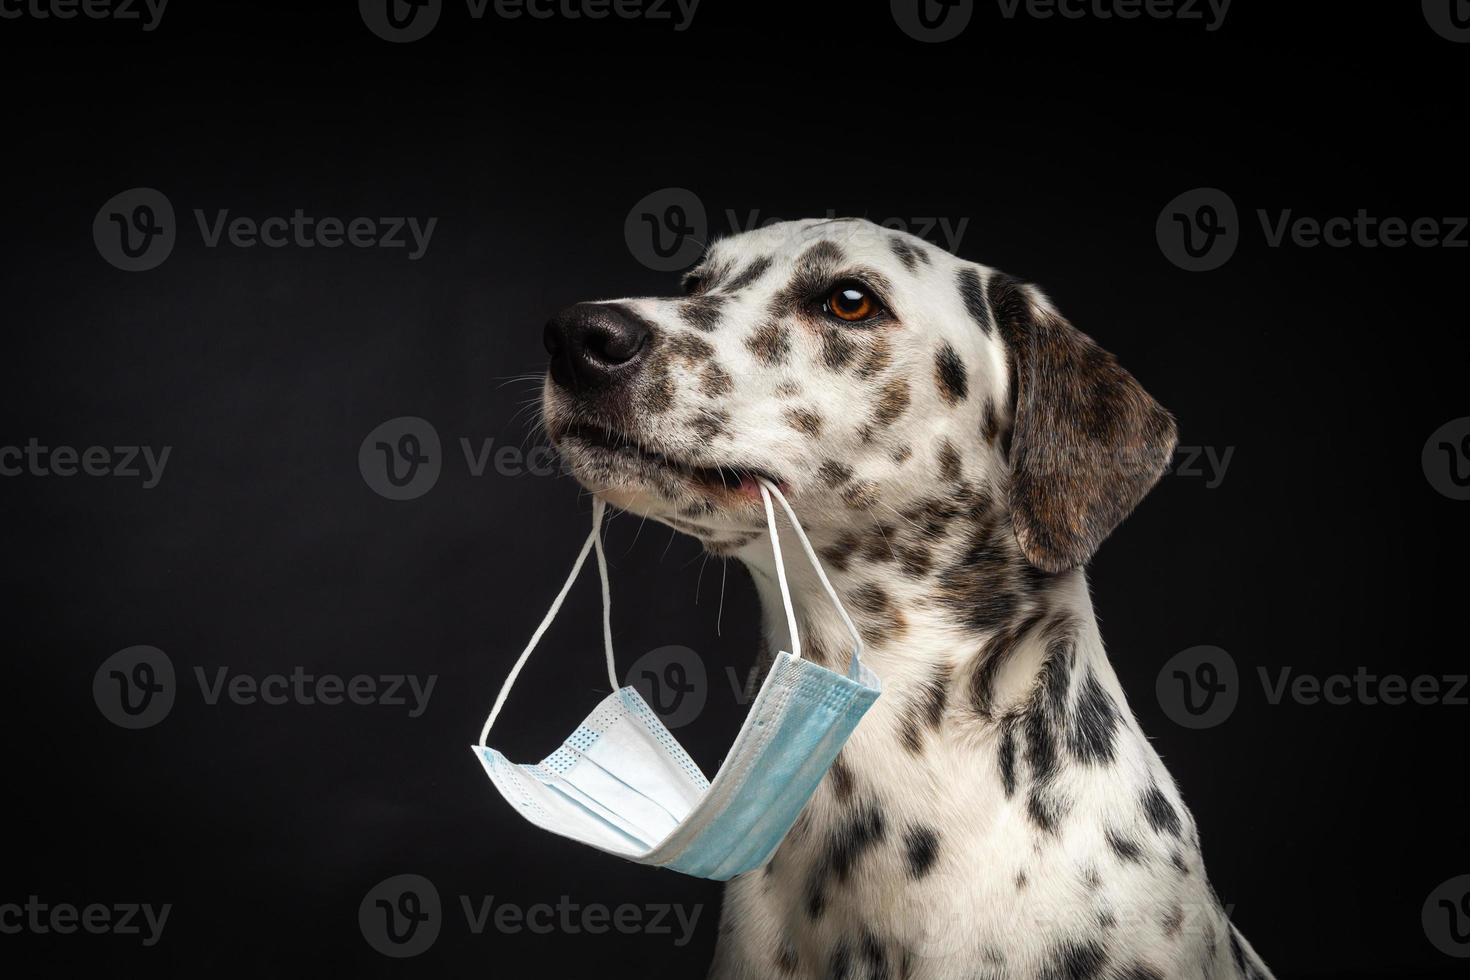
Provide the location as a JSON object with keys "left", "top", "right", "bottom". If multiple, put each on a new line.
{"left": 542, "top": 217, "right": 1175, "bottom": 573}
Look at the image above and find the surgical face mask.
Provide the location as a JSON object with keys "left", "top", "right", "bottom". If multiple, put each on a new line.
{"left": 471, "top": 480, "right": 881, "bottom": 881}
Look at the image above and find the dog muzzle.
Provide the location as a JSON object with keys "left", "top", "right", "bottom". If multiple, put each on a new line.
{"left": 471, "top": 480, "right": 881, "bottom": 881}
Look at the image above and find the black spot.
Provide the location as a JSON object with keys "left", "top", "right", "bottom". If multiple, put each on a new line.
{"left": 1038, "top": 939, "right": 1108, "bottom": 980}
{"left": 1068, "top": 668, "right": 1119, "bottom": 764}
{"left": 821, "top": 328, "right": 858, "bottom": 370}
{"left": 1116, "top": 965, "right": 1165, "bottom": 980}
{"left": 899, "top": 663, "right": 950, "bottom": 754}
{"left": 818, "top": 460, "right": 854, "bottom": 487}
{"left": 1015, "top": 870, "right": 1028, "bottom": 890}
{"left": 1142, "top": 783, "right": 1183, "bottom": 837}
{"left": 903, "top": 826, "right": 939, "bottom": 879}
{"left": 826, "top": 938, "right": 853, "bottom": 979}
{"left": 1170, "top": 849, "right": 1190, "bottom": 876}
{"left": 957, "top": 267, "right": 994, "bottom": 337}
{"left": 1105, "top": 827, "right": 1144, "bottom": 863}
{"left": 937, "top": 440, "right": 963, "bottom": 483}
{"left": 969, "top": 612, "right": 1046, "bottom": 718}
{"left": 998, "top": 718, "right": 1018, "bottom": 797}
{"left": 860, "top": 929, "right": 892, "bottom": 980}
{"left": 775, "top": 938, "right": 800, "bottom": 975}
{"left": 890, "top": 235, "right": 924, "bottom": 272}
{"left": 806, "top": 801, "right": 887, "bottom": 920}
{"left": 829, "top": 754, "right": 855, "bottom": 802}
{"left": 680, "top": 295, "right": 727, "bottom": 332}
{"left": 746, "top": 320, "right": 790, "bottom": 365}
{"left": 727, "top": 255, "right": 773, "bottom": 292}
{"left": 935, "top": 343, "right": 969, "bottom": 405}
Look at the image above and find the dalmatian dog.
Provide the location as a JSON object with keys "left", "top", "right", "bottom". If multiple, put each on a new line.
{"left": 540, "top": 218, "right": 1273, "bottom": 980}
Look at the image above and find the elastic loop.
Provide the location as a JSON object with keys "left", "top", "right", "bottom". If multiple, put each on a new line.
{"left": 591, "top": 499, "right": 618, "bottom": 692}
{"left": 758, "top": 480, "right": 866, "bottom": 676}
{"left": 478, "top": 499, "right": 609, "bottom": 746}
{"left": 759, "top": 482, "right": 802, "bottom": 660}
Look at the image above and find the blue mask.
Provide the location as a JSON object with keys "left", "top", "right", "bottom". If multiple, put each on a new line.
{"left": 471, "top": 480, "right": 881, "bottom": 880}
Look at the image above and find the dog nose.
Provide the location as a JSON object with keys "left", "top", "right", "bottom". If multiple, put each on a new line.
{"left": 544, "top": 303, "right": 652, "bottom": 392}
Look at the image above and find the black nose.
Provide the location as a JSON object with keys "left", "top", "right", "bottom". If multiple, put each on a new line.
{"left": 544, "top": 303, "right": 652, "bottom": 393}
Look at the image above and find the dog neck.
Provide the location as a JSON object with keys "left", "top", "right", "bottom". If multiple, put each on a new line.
{"left": 734, "top": 517, "right": 1105, "bottom": 728}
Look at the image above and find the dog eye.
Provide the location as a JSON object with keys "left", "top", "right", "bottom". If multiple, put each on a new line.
{"left": 824, "top": 282, "right": 882, "bottom": 323}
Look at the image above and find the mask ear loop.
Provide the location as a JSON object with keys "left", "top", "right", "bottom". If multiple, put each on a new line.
{"left": 758, "top": 482, "right": 802, "bottom": 661}
{"left": 478, "top": 498, "right": 615, "bottom": 746}
{"left": 758, "top": 479, "right": 866, "bottom": 680}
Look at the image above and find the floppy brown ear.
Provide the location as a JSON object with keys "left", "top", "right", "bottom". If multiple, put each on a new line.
{"left": 986, "top": 273, "right": 1178, "bottom": 574}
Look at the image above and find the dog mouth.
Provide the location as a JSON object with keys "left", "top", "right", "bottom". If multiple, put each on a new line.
{"left": 558, "top": 421, "right": 784, "bottom": 501}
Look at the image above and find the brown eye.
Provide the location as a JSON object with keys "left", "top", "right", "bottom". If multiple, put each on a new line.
{"left": 825, "top": 283, "right": 880, "bottom": 322}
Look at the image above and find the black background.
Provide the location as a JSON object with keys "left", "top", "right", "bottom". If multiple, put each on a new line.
{"left": 2, "top": 1, "right": 1467, "bottom": 976}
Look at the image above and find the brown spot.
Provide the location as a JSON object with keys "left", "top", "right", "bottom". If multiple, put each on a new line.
{"left": 938, "top": 440, "right": 963, "bottom": 482}
{"left": 841, "top": 480, "right": 879, "bottom": 510}
{"left": 890, "top": 445, "right": 913, "bottom": 464}
{"left": 981, "top": 398, "right": 1002, "bottom": 443}
{"left": 849, "top": 583, "right": 908, "bottom": 646}
{"left": 821, "top": 533, "right": 861, "bottom": 571}
{"left": 858, "top": 335, "right": 892, "bottom": 378}
{"left": 690, "top": 409, "right": 730, "bottom": 441}
{"left": 679, "top": 295, "right": 727, "bottom": 332}
{"left": 699, "top": 362, "right": 733, "bottom": 397}
{"left": 821, "top": 328, "right": 857, "bottom": 370}
{"left": 640, "top": 360, "right": 675, "bottom": 414}
{"left": 746, "top": 321, "right": 790, "bottom": 365}
{"left": 864, "top": 380, "right": 910, "bottom": 438}
{"left": 818, "top": 460, "right": 853, "bottom": 487}
{"left": 783, "top": 407, "right": 824, "bottom": 438}
{"left": 665, "top": 332, "right": 714, "bottom": 362}
{"left": 775, "top": 380, "right": 802, "bottom": 398}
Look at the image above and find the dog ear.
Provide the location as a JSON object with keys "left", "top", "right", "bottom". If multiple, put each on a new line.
{"left": 986, "top": 273, "right": 1178, "bottom": 574}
